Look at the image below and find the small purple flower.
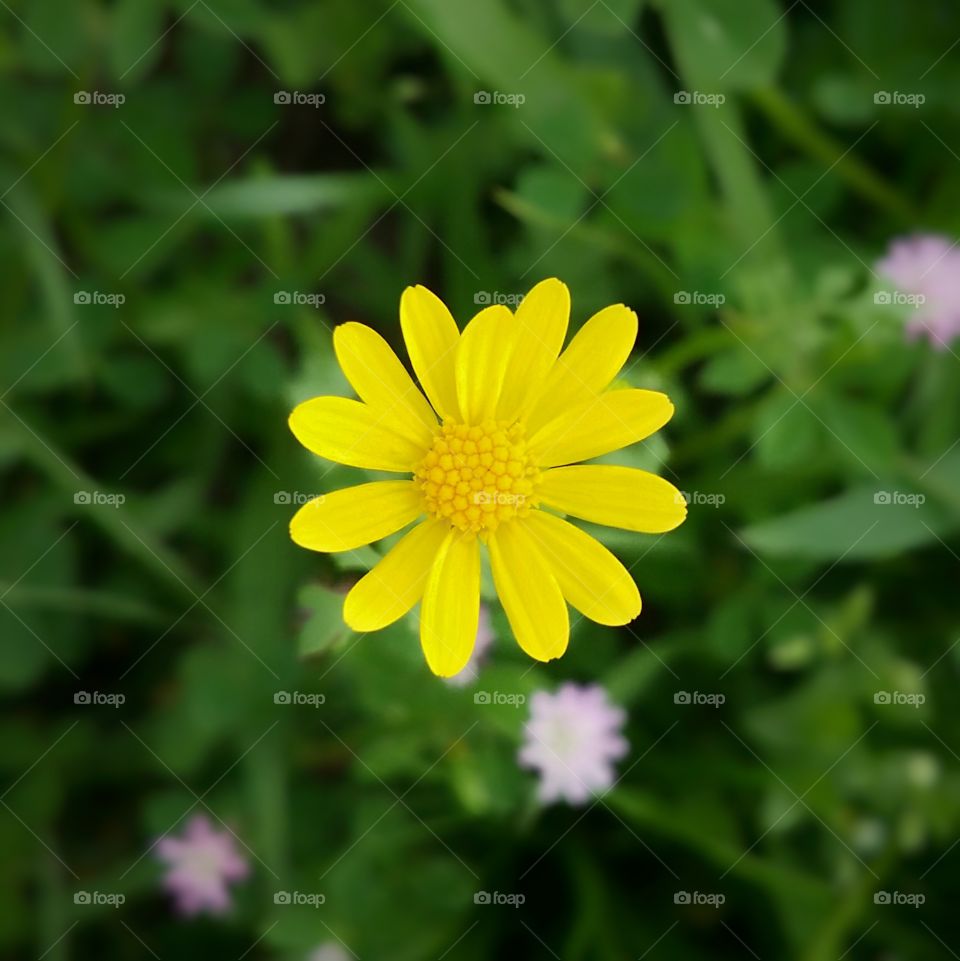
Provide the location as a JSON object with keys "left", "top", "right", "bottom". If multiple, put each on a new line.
{"left": 876, "top": 233, "right": 960, "bottom": 349}
{"left": 445, "top": 605, "right": 494, "bottom": 687}
{"left": 518, "top": 683, "right": 628, "bottom": 805}
{"left": 154, "top": 814, "right": 250, "bottom": 916}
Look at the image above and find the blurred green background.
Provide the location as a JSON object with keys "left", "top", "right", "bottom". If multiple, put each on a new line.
{"left": 3, "top": 0, "right": 960, "bottom": 958}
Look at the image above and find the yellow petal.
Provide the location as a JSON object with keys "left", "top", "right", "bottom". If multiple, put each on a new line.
{"left": 496, "top": 278, "right": 569, "bottom": 419}
{"left": 420, "top": 530, "right": 480, "bottom": 677}
{"left": 400, "top": 285, "right": 461, "bottom": 421}
{"left": 333, "top": 322, "right": 438, "bottom": 448}
{"left": 526, "top": 304, "right": 638, "bottom": 434}
{"left": 528, "top": 389, "right": 674, "bottom": 468}
{"left": 289, "top": 396, "right": 424, "bottom": 472}
{"left": 538, "top": 465, "right": 687, "bottom": 533}
{"left": 290, "top": 480, "right": 423, "bottom": 552}
{"left": 488, "top": 519, "right": 568, "bottom": 662}
{"left": 524, "top": 511, "right": 641, "bottom": 625}
{"left": 343, "top": 519, "right": 448, "bottom": 632}
{"left": 455, "top": 304, "right": 513, "bottom": 423}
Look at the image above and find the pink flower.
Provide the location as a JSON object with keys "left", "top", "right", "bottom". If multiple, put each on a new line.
{"left": 444, "top": 605, "right": 494, "bottom": 687}
{"left": 518, "top": 683, "right": 628, "bottom": 805}
{"left": 876, "top": 233, "right": 960, "bottom": 349}
{"left": 154, "top": 814, "right": 250, "bottom": 916}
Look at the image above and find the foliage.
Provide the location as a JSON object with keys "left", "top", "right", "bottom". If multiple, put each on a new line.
{"left": 2, "top": 0, "right": 959, "bottom": 958}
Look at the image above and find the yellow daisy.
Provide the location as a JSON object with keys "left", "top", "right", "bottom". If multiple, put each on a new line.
{"left": 288, "top": 279, "right": 686, "bottom": 677}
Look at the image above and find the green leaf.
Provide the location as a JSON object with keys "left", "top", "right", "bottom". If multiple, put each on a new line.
{"left": 18, "top": 0, "right": 90, "bottom": 75}
{"left": 110, "top": 0, "right": 167, "bottom": 82}
{"left": 297, "top": 583, "right": 349, "bottom": 657}
{"left": 699, "top": 346, "right": 770, "bottom": 395}
{"left": 187, "top": 173, "right": 387, "bottom": 219}
{"left": 752, "top": 389, "right": 821, "bottom": 469}
{"left": 741, "top": 484, "right": 959, "bottom": 560}
{"left": 558, "top": 0, "right": 645, "bottom": 36}
{"left": 0, "top": 509, "right": 78, "bottom": 690}
{"left": 402, "top": 0, "right": 606, "bottom": 167}
{"left": 4, "top": 186, "right": 86, "bottom": 381}
{"left": 813, "top": 394, "right": 900, "bottom": 474}
{"left": 514, "top": 164, "right": 586, "bottom": 225}
{"left": 662, "top": 0, "right": 787, "bottom": 92}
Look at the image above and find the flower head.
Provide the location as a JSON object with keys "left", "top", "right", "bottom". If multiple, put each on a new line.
{"left": 518, "top": 683, "right": 628, "bottom": 805}
{"left": 876, "top": 233, "right": 960, "bottom": 348}
{"left": 287, "top": 279, "right": 686, "bottom": 676}
{"left": 154, "top": 814, "right": 250, "bottom": 916}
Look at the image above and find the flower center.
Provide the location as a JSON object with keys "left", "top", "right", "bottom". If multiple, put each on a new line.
{"left": 414, "top": 420, "right": 539, "bottom": 534}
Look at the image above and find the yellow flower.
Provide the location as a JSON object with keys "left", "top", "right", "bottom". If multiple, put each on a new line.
{"left": 288, "top": 279, "right": 686, "bottom": 677}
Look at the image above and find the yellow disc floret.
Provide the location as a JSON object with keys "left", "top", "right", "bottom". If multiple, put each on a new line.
{"left": 415, "top": 420, "right": 540, "bottom": 534}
